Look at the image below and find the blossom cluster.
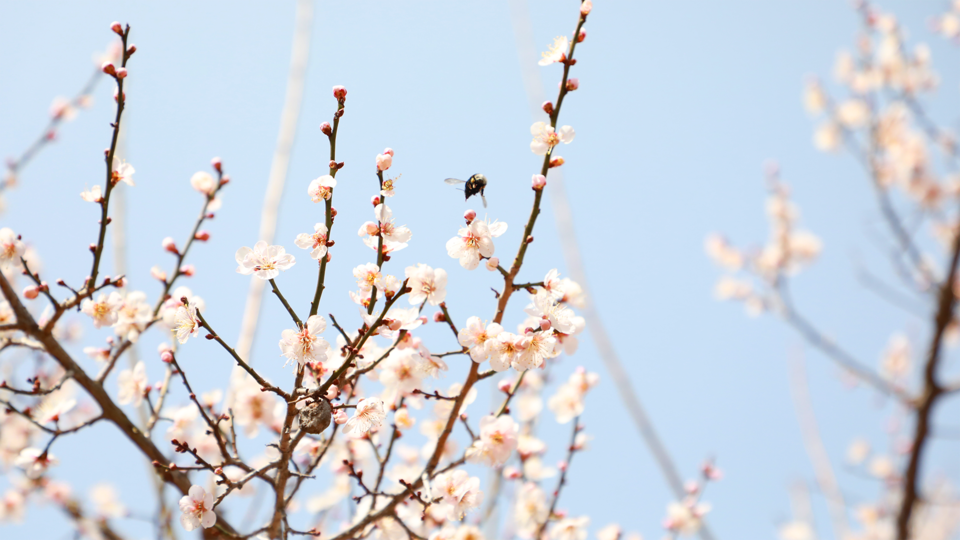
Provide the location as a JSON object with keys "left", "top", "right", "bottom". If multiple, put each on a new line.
{"left": 0, "top": 5, "right": 633, "bottom": 540}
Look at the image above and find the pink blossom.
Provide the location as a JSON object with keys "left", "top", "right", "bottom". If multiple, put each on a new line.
{"left": 178, "top": 485, "right": 216, "bottom": 531}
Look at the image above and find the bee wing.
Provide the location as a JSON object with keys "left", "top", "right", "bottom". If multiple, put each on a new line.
{"left": 482, "top": 194, "right": 488, "bottom": 208}
{"left": 444, "top": 178, "right": 466, "bottom": 185}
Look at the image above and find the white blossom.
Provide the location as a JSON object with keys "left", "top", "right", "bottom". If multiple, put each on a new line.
{"left": 235, "top": 241, "right": 296, "bottom": 280}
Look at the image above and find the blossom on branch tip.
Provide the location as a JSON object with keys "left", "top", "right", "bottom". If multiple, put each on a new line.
{"left": 466, "top": 415, "right": 519, "bottom": 467}
{"left": 295, "top": 223, "right": 330, "bottom": 260}
{"left": 0, "top": 228, "right": 25, "bottom": 270}
{"left": 405, "top": 263, "right": 447, "bottom": 305}
{"left": 279, "top": 315, "right": 331, "bottom": 370}
{"left": 446, "top": 218, "right": 507, "bottom": 270}
{"left": 458, "top": 317, "right": 503, "bottom": 362}
{"left": 530, "top": 122, "right": 574, "bottom": 155}
{"left": 539, "top": 36, "right": 569, "bottom": 66}
{"left": 308, "top": 175, "right": 337, "bottom": 202}
{"left": 360, "top": 204, "right": 411, "bottom": 253}
{"left": 80, "top": 185, "right": 103, "bottom": 203}
{"left": 235, "top": 241, "right": 295, "bottom": 280}
{"left": 178, "top": 485, "right": 216, "bottom": 531}
{"left": 110, "top": 157, "right": 135, "bottom": 186}
{"left": 80, "top": 292, "right": 123, "bottom": 328}
{"left": 174, "top": 305, "right": 200, "bottom": 344}
{"left": 190, "top": 171, "right": 216, "bottom": 196}
{"left": 343, "top": 397, "right": 386, "bottom": 436}
{"left": 15, "top": 448, "right": 58, "bottom": 479}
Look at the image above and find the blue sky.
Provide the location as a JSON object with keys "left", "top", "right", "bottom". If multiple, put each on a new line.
{"left": 1, "top": 1, "right": 959, "bottom": 539}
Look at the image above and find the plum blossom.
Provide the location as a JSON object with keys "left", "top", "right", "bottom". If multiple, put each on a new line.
{"left": 279, "top": 315, "right": 331, "bottom": 369}
{"left": 80, "top": 185, "right": 103, "bottom": 202}
{"left": 110, "top": 157, "right": 135, "bottom": 186}
{"left": 160, "top": 287, "right": 205, "bottom": 328}
{"left": 664, "top": 500, "right": 711, "bottom": 536}
{"left": 432, "top": 470, "right": 483, "bottom": 521}
{"left": 343, "top": 397, "right": 386, "bottom": 436}
{"left": 539, "top": 35, "right": 569, "bottom": 66}
{"left": 446, "top": 218, "right": 508, "bottom": 270}
{"left": 465, "top": 415, "right": 519, "bottom": 467}
{"left": 190, "top": 171, "right": 216, "bottom": 196}
{"left": 550, "top": 516, "right": 590, "bottom": 540}
{"left": 458, "top": 317, "right": 504, "bottom": 362}
{"left": 117, "top": 361, "right": 148, "bottom": 406}
{"left": 80, "top": 291, "right": 123, "bottom": 328}
{"left": 174, "top": 305, "right": 200, "bottom": 344}
{"left": 530, "top": 122, "right": 575, "bottom": 155}
{"left": 514, "top": 483, "right": 548, "bottom": 537}
{"left": 513, "top": 330, "right": 559, "bottom": 371}
{"left": 487, "top": 332, "right": 522, "bottom": 372}
{"left": 353, "top": 262, "right": 384, "bottom": 292}
{"left": 295, "top": 223, "right": 330, "bottom": 260}
{"left": 231, "top": 374, "right": 278, "bottom": 438}
{"left": 548, "top": 368, "right": 599, "bottom": 424}
{"left": 235, "top": 241, "right": 295, "bottom": 280}
{"left": 405, "top": 264, "right": 447, "bottom": 305}
{"left": 0, "top": 228, "right": 25, "bottom": 270}
{"left": 308, "top": 175, "right": 336, "bottom": 202}
{"left": 179, "top": 485, "right": 216, "bottom": 531}
{"left": 113, "top": 290, "right": 151, "bottom": 342}
{"left": 360, "top": 204, "right": 412, "bottom": 253}
{"left": 525, "top": 290, "right": 577, "bottom": 334}
{"left": 0, "top": 490, "right": 25, "bottom": 523}
{"left": 15, "top": 448, "right": 58, "bottom": 479}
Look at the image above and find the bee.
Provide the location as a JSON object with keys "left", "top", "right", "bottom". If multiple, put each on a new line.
{"left": 444, "top": 174, "right": 488, "bottom": 208}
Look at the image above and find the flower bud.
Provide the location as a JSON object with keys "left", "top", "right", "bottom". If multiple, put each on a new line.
{"left": 332, "top": 85, "right": 347, "bottom": 101}
{"left": 326, "top": 385, "right": 339, "bottom": 400}
{"left": 160, "top": 350, "right": 174, "bottom": 363}
{"left": 498, "top": 379, "right": 512, "bottom": 392}
{"left": 126, "top": 44, "right": 137, "bottom": 56}
{"left": 578, "top": 29, "right": 587, "bottom": 42}
{"left": 433, "top": 311, "right": 446, "bottom": 323}
{"left": 532, "top": 174, "right": 547, "bottom": 190}
{"left": 101, "top": 62, "right": 116, "bottom": 76}
{"left": 211, "top": 157, "right": 222, "bottom": 173}
{"left": 580, "top": 0, "right": 592, "bottom": 15}
{"left": 325, "top": 253, "right": 332, "bottom": 263}
{"left": 111, "top": 21, "right": 123, "bottom": 34}
{"left": 464, "top": 209, "right": 477, "bottom": 223}
{"left": 388, "top": 319, "right": 403, "bottom": 332}
{"left": 195, "top": 230, "right": 210, "bottom": 242}
{"left": 526, "top": 235, "right": 534, "bottom": 244}
{"left": 162, "top": 237, "right": 178, "bottom": 254}
{"left": 334, "top": 410, "right": 348, "bottom": 424}
{"left": 370, "top": 196, "right": 381, "bottom": 207}
{"left": 485, "top": 257, "right": 500, "bottom": 272}
{"left": 115, "top": 67, "right": 128, "bottom": 79}
{"left": 328, "top": 160, "right": 337, "bottom": 170}
{"left": 565, "top": 78, "right": 579, "bottom": 91}
{"left": 179, "top": 264, "right": 195, "bottom": 277}
{"left": 150, "top": 266, "right": 167, "bottom": 282}
{"left": 23, "top": 285, "right": 40, "bottom": 300}
{"left": 376, "top": 153, "right": 392, "bottom": 171}
{"left": 330, "top": 207, "right": 338, "bottom": 218}
{"left": 418, "top": 316, "right": 428, "bottom": 325}
{"left": 542, "top": 101, "right": 554, "bottom": 115}
{"left": 549, "top": 156, "right": 565, "bottom": 168}
{"left": 539, "top": 319, "right": 552, "bottom": 331}
{"left": 383, "top": 148, "right": 394, "bottom": 156}
{"left": 320, "top": 122, "right": 332, "bottom": 135}
{"left": 558, "top": 460, "right": 568, "bottom": 472}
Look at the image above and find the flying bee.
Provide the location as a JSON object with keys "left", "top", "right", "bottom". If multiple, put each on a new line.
{"left": 444, "top": 174, "right": 488, "bottom": 208}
